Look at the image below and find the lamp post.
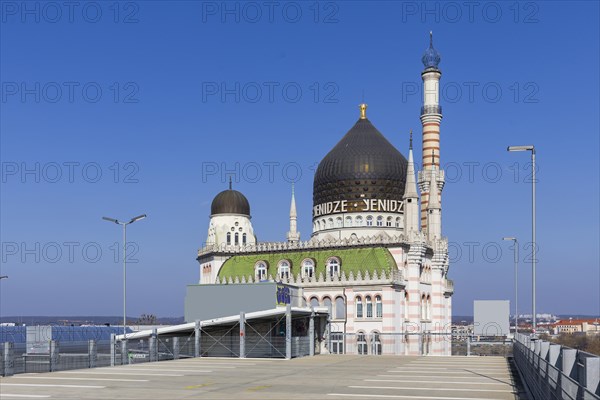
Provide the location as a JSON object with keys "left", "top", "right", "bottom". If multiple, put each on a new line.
{"left": 102, "top": 214, "right": 147, "bottom": 339}
{"left": 507, "top": 145, "right": 536, "bottom": 334}
{"left": 503, "top": 237, "right": 518, "bottom": 334}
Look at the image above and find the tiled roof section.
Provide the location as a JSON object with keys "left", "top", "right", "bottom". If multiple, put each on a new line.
{"left": 218, "top": 247, "right": 397, "bottom": 279}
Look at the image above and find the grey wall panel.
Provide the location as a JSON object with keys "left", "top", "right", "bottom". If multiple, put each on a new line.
{"left": 474, "top": 300, "right": 510, "bottom": 336}
{"left": 184, "top": 283, "right": 300, "bottom": 323}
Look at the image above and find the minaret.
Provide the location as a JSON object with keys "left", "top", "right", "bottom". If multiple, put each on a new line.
{"left": 418, "top": 32, "right": 444, "bottom": 231}
{"left": 287, "top": 183, "right": 300, "bottom": 243}
{"left": 427, "top": 151, "right": 441, "bottom": 241}
{"left": 403, "top": 130, "right": 419, "bottom": 236}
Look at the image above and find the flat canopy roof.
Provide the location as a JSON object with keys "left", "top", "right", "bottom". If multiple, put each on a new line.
{"left": 117, "top": 306, "right": 328, "bottom": 341}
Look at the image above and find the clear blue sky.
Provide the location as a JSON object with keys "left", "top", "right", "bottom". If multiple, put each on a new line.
{"left": 1, "top": 1, "right": 598, "bottom": 318}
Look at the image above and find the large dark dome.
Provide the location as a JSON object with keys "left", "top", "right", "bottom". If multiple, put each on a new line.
{"left": 313, "top": 117, "right": 408, "bottom": 207}
{"left": 211, "top": 188, "right": 250, "bottom": 216}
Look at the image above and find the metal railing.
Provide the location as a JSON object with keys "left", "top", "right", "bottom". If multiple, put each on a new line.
{"left": 513, "top": 333, "right": 600, "bottom": 400}
{"left": 323, "top": 332, "right": 512, "bottom": 357}
{"left": 1, "top": 309, "right": 316, "bottom": 376}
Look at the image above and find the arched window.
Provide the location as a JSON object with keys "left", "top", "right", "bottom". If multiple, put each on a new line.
{"left": 395, "top": 217, "right": 401, "bottom": 228}
{"left": 376, "top": 216, "right": 383, "bottom": 227}
{"left": 355, "top": 296, "right": 363, "bottom": 318}
{"left": 366, "top": 295, "right": 373, "bottom": 318}
{"left": 375, "top": 295, "right": 383, "bottom": 318}
{"left": 426, "top": 295, "right": 432, "bottom": 320}
{"left": 371, "top": 331, "right": 382, "bottom": 355}
{"left": 327, "top": 218, "right": 334, "bottom": 229}
{"left": 404, "top": 292, "right": 409, "bottom": 320}
{"left": 310, "top": 297, "right": 319, "bottom": 308}
{"left": 277, "top": 260, "right": 290, "bottom": 280}
{"left": 366, "top": 215, "right": 373, "bottom": 226}
{"left": 345, "top": 216, "right": 352, "bottom": 227}
{"left": 327, "top": 257, "right": 340, "bottom": 277}
{"left": 335, "top": 297, "right": 346, "bottom": 320}
{"left": 386, "top": 216, "right": 393, "bottom": 227}
{"left": 301, "top": 258, "right": 315, "bottom": 279}
{"left": 356, "top": 216, "right": 363, "bottom": 226}
{"left": 336, "top": 217, "right": 342, "bottom": 227}
{"left": 235, "top": 232, "right": 239, "bottom": 245}
{"left": 255, "top": 261, "right": 267, "bottom": 281}
{"left": 242, "top": 233, "right": 247, "bottom": 244}
{"left": 420, "top": 294, "right": 426, "bottom": 320}
{"left": 357, "top": 332, "right": 368, "bottom": 355}
{"left": 323, "top": 297, "right": 332, "bottom": 316}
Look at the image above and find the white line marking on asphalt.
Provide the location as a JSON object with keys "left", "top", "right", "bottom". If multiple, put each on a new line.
{"left": 365, "top": 379, "right": 513, "bottom": 386}
{"left": 409, "top": 362, "right": 506, "bottom": 365}
{"left": 0, "top": 395, "right": 51, "bottom": 399}
{"left": 349, "top": 385, "right": 513, "bottom": 393}
{"left": 146, "top": 362, "right": 251, "bottom": 366}
{"left": 57, "top": 371, "right": 184, "bottom": 377}
{"left": 328, "top": 394, "right": 503, "bottom": 400}
{"left": 126, "top": 365, "right": 234, "bottom": 369}
{"left": 108, "top": 368, "right": 213, "bottom": 373}
{"left": 409, "top": 366, "right": 507, "bottom": 369}
{"left": 408, "top": 364, "right": 507, "bottom": 367}
{"left": 387, "top": 368, "right": 508, "bottom": 372}
{"left": 12, "top": 376, "right": 149, "bottom": 382}
{"left": 386, "top": 370, "right": 509, "bottom": 376}
{"left": 409, "top": 362, "right": 507, "bottom": 365}
{"left": 376, "top": 375, "right": 512, "bottom": 383}
{"left": 1, "top": 384, "right": 105, "bottom": 389}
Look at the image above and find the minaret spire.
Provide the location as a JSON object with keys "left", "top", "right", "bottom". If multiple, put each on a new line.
{"left": 287, "top": 183, "right": 300, "bottom": 243}
{"left": 403, "top": 130, "right": 420, "bottom": 236}
{"left": 419, "top": 32, "right": 444, "bottom": 231}
{"left": 228, "top": 176, "right": 232, "bottom": 190}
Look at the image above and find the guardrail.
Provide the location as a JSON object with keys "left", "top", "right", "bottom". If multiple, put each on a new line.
{"left": 513, "top": 333, "right": 600, "bottom": 400}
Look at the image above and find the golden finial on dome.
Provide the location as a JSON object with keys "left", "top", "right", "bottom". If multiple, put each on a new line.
{"left": 359, "top": 103, "right": 368, "bottom": 119}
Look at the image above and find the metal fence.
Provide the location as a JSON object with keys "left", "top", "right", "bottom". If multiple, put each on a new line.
{"left": 324, "top": 331, "right": 513, "bottom": 357}
{"left": 513, "top": 333, "right": 600, "bottom": 400}
{"left": 196, "top": 313, "right": 311, "bottom": 359}
{"left": 1, "top": 312, "right": 317, "bottom": 376}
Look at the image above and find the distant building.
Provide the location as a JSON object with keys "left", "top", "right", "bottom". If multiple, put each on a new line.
{"left": 194, "top": 34, "right": 454, "bottom": 356}
{"left": 552, "top": 319, "right": 600, "bottom": 335}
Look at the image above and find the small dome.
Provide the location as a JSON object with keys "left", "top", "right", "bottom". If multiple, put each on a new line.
{"left": 211, "top": 187, "right": 250, "bottom": 216}
{"left": 422, "top": 32, "right": 441, "bottom": 70}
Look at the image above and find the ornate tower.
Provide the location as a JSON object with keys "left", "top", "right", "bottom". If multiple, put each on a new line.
{"left": 418, "top": 32, "right": 445, "bottom": 233}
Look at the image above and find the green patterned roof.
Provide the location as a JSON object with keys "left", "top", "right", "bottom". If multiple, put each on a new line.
{"left": 218, "top": 247, "right": 396, "bottom": 279}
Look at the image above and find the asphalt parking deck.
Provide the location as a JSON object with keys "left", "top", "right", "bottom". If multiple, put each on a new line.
{"left": 0, "top": 355, "right": 527, "bottom": 399}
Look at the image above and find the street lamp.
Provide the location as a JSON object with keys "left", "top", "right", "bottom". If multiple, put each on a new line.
{"left": 507, "top": 145, "right": 536, "bottom": 334}
{"left": 503, "top": 237, "right": 518, "bottom": 334}
{"left": 102, "top": 214, "right": 147, "bottom": 339}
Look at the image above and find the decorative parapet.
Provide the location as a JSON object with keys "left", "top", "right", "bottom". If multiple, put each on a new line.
{"left": 199, "top": 234, "right": 414, "bottom": 258}
{"left": 213, "top": 268, "right": 406, "bottom": 288}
